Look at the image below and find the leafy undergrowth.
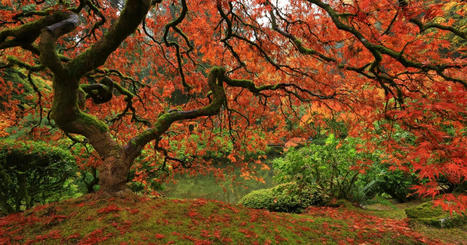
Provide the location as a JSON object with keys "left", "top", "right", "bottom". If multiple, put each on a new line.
{"left": 0, "top": 195, "right": 446, "bottom": 244}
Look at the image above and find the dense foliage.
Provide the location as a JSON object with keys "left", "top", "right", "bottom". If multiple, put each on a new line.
{"left": 0, "top": 0, "right": 465, "bottom": 211}
{"left": 361, "top": 166, "right": 420, "bottom": 202}
{"left": 0, "top": 139, "right": 76, "bottom": 215}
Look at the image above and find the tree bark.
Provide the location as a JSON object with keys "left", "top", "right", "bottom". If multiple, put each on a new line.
{"left": 98, "top": 152, "right": 131, "bottom": 193}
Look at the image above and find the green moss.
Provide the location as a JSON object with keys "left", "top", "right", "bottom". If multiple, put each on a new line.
{"left": 0, "top": 195, "right": 450, "bottom": 244}
{"left": 405, "top": 202, "right": 445, "bottom": 218}
{"left": 405, "top": 201, "right": 467, "bottom": 228}
{"left": 77, "top": 112, "right": 108, "bottom": 132}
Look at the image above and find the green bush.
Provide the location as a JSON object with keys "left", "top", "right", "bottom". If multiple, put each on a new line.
{"left": 367, "top": 168, "right": 419, "bottom": 202}
{"left": 238, "top": 182, "right": 325, "bottom": 213}
{"left": 273, "top": 134, "right": 377, "bottom": 203}
{"left": 0, "top": 139, "right": 76, "bottom": 215}
{"left": 405, "top": 201, "right": 467, "bottom": 228}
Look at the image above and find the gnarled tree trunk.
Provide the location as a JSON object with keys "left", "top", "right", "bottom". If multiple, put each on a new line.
{"left": 35, "top": 2, "right": 154, "bottom": 195}
{"left": 98, "top": 152, "right": 131, "bottom": 193}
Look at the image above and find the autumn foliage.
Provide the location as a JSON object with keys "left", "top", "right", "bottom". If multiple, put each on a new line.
{"left": 0, "top": 0, "right": 465, "bottom": 210}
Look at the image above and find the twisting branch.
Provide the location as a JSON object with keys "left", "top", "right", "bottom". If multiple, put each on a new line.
{"left": 163, "top": 0, "right": 192, "bottom": 90}
{"left": 13, "top": 8, "right": 51, "bottom": 21}
{"left": 39, "top": 12, "right": 79, "bottom": 76}
{"left": 269, "top": 10, "right": 335, "bottom": 63}
{"left": 0, "top": 12, "right": 74, "bottom": 50}
{"left": 125, "top": 63, "right": 339, "bottom": 162}
{"left": 72, "top": 0, "right": 88, "bottom": 13}
{"left": 34, "top": 1, "right": 154, "bottom": 163}
{"left": 154, "top": 137, "right": 192, "bottom": 171}
{"left": 142, "top": 18, "right": 177, "bottom": 69}
{"left": 224, "top": 76, "right": 336, "bottom": 101}
{"left": 4, "top": 56, "right": 44, "bottom": 72}
{"left": 216, "top": 1, "right": 324, "bottom": 82}
{"left": 303, "top": 0, "right": 466, "bottom": 89}
{"left": 65, "top": 0, "right": 107, "bottom": 50}
{"left": 409, "top": 19, "right": 466, "bottom": 40}
{"left": 109, "top": 80, "right": 152, "bottom": 127}
{"left": 216, "top": 1, "right": 248, "bottom": 72}
{"left": 382, "top": 10, "right": 399, "bottom": 36}
{"left": 67, "top": 2, "right": 153, "bottom": 78}
{"left": 65, "top": 132, "right": 89, "bottom": 151}
{"left": 126, "top": 66, "right": 228, "bottom": 162}
{"left": 80, "top": 77, "right": 114, "bottom": 104}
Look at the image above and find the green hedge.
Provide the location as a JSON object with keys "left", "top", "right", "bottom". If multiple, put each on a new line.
{"left": 0, "top": 139, "right": 76, "bottom": 215}
{"left": 238, "top": 182, "right": 326, "bottom": 213}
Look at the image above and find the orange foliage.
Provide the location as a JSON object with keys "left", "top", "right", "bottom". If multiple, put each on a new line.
{"left": 0, "top": 0, "right": 465, "bottom": 209}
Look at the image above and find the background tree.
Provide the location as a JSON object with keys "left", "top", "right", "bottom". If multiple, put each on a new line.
{"left": 0, "top": 0, "right": 465, "bottom": 210}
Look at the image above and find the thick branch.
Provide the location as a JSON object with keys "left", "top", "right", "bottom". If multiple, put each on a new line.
{"left": 125, "top": 67, "right": 227, "bottom": 161}
{"left": 38, "top": 12, "right": 79, "bottom": 78}
{"left": 163, "top": 0, "right": 191, "bottom": 89}
{"left": 0, "top": 12, "right": 73, "bottom": 50}
{"left": 224, "top": 77, "right": 335, "bottom": 100}
{"left": 67, "top": 0, "right": 152, "bottom": 77}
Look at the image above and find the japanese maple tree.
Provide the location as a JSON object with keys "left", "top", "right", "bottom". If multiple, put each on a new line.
{"left": 0, "top": 0, "right": 465, "bottom": 209}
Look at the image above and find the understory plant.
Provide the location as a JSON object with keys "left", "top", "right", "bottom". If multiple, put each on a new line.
{"left": 273, "top": 134, "right": 379, "bottom": 203}
{"left": 0, "top": 139, "right": 76, "bottom": 215}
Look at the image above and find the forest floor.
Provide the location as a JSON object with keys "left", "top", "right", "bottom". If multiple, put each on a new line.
{"left": 0, "top": 195, "right": 465, "bottom": 244}
{"left": 362, "top": 200, "right": 466, "bottom": 245}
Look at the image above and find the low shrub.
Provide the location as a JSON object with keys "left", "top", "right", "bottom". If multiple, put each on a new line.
{"left": 0, "top": 139, "right": 76, "bottom": 215}
{"left": 238, "top": 182, "right": 326, "bottom": 213}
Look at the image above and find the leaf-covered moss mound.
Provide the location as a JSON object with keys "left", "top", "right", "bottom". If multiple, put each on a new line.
{"left": 0, "top": 195, "right": 443, "bottom": 244}
{"left": 405, "top": 201, "right": 467, "bottom": 228}
{"left": 238, "top": 182, "right": 325, "bottom": 213}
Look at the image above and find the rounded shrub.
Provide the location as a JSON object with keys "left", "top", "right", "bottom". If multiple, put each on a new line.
{"left": 238, "top": 182, "right": 325, "bottom": 213}
{"left": 0, "top": 139, "right": 76, "bottom": 215}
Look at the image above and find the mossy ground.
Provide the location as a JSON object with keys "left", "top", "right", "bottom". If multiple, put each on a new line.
{"left": 0, "top": 194, "right": 461, "bottom": 244}
{"left": 404, "top": 201, "right": 466, "bottom": 228}
{"left": 364, "top": 201, "right": 467, "bottom": 245}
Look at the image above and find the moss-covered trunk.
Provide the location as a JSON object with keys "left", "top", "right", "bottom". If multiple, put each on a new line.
{"left": 20, "top": 3, "right": 228, "bottom": 196}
